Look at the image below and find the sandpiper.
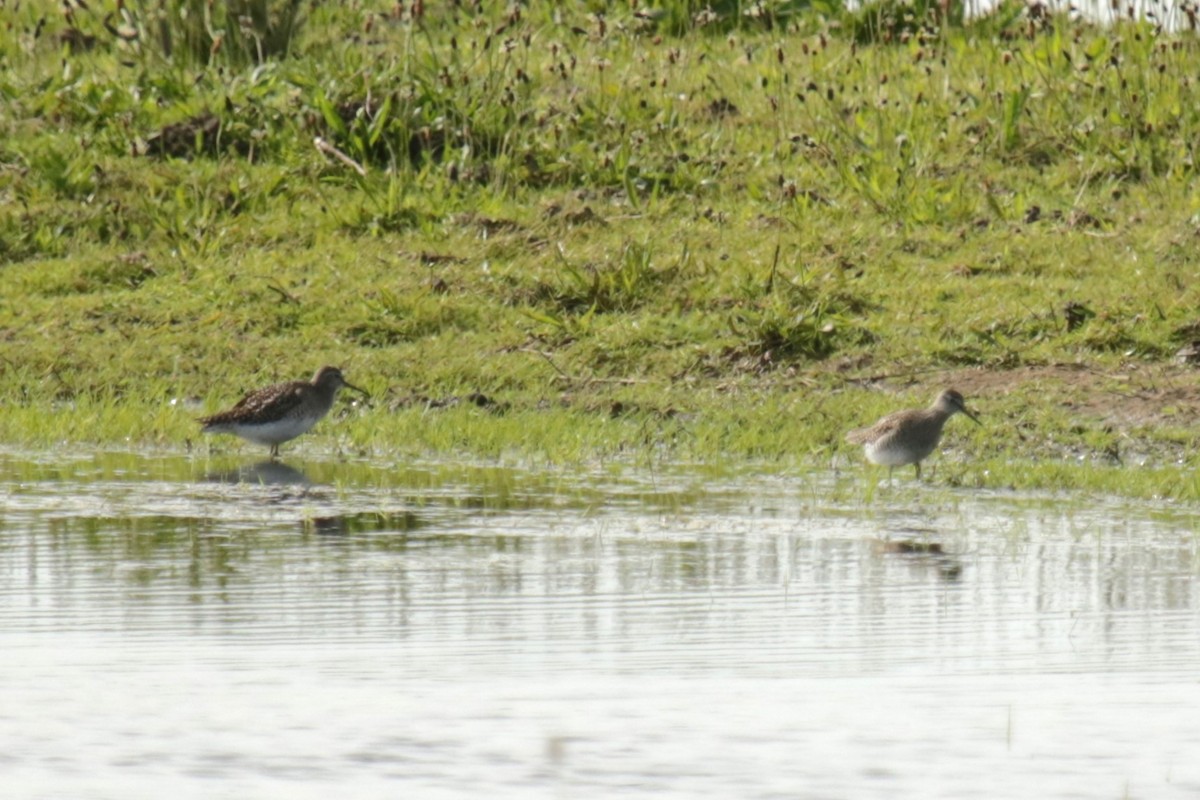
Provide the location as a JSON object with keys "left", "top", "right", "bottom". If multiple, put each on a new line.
{"left": 198, "top": 365, "right": 368, "bottom": 458}
{"left": 845, "top": 388, "right": 980, "bottom": 480}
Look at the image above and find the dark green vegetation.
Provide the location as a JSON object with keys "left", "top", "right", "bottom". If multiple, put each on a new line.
{"left": 3, "top": 0, "right": 1200, "bottom": 496}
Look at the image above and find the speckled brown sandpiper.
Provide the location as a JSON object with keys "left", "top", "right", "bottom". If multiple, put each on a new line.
{"left": 199, "top": 366, "right": 368, "bottom": 458}
{"left": 845, "top": 388, "right": 980, "bottom": 480}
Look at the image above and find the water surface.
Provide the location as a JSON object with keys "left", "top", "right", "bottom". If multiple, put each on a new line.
{"left": 1, "top": 451, "right": 1198, "bottom": 798}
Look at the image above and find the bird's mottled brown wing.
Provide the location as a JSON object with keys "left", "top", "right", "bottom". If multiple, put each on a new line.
{"left": 200, "top": 381, "right": 307, "bottom": 426}
{"left": 845, "top": 411, "right": 906, "bottom": 445}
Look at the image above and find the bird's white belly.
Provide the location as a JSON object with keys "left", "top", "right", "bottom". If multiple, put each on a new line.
{"left": 218, "top": 417, "right": 318, "bottom": 446}
{"left": 864, "top": 440, "right": 935, "bottom": 466}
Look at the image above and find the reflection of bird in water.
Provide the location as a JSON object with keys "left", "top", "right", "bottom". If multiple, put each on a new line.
{"left": 874, "top": 538, "right": 962, "bottom": 582}
{"left": 199, "top": 366, "right": 368, "bottom": 458}
{"left": 205, "top": 459, "right": 313, "bottom": 486}
{"left": 846, "top": 389, "right": 980, "bottom": 480}
{"left": 307, "top": 511, "right": 427, "bottom": 537}
{"left": 309, "top": 516, "right": 349, "bottom": 536}
{"left": 877, "top": 540, "right": 943, "bottom": 555}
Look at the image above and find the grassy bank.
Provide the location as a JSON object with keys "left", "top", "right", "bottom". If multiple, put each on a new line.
{"left": 2, "top": 1, "right": 1200, "bottom": 496}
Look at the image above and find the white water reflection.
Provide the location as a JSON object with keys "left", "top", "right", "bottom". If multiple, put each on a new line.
{"left": 0, "top": 451, "right": 1198, "bottom": 798}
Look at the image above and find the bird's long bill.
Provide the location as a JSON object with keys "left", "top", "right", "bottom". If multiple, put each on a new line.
{"left": 343, "top": 380, "right": 370, "bottom": 398}
{"left": 962, "top": 406, "right": 982, "bottom": 425}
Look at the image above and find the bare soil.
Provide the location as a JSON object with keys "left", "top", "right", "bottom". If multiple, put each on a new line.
{"left": 866, "top": 363, "right": 1200, "bottom": 429}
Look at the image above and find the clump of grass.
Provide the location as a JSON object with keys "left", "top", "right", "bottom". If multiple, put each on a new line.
{"left": 842, "top": 0, "right": 959, "bottom": 44}
{"left": 116, "top": 0, "right": 307, "bottom": 66}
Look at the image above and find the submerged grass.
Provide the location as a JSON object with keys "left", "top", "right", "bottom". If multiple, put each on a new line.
{"left": 3, "top": 0, "right": 1200, "bottom": 497}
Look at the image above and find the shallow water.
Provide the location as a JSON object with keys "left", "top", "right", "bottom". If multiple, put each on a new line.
{"left": 1, "top": 450, "right": 1198, "bottom": 799}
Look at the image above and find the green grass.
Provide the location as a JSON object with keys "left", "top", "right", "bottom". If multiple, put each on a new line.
{"left": 3, "top": 0, "right": 1200, "bottom": 497}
